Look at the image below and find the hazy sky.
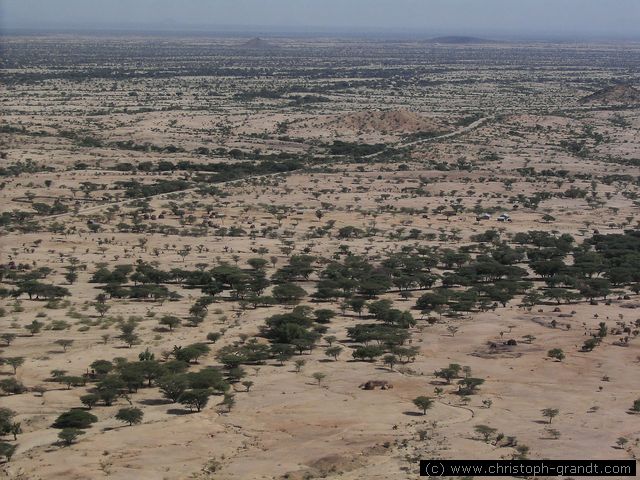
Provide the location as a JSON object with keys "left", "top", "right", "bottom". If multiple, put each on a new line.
{"left": 2, "top": 0, "right": 639, "bottom": 38}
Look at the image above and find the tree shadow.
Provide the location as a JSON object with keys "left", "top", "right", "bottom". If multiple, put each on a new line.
{"left": 139, "top": 398, "right": 172, "bottom": 406}
{"left": 167, "top": 408, "right": 193, "bottom": 415}
{"left": 403, "top": 411, "right": 425, "bottom": 416}
{"left": 429, "top": 380, "right": 450, "bottom": 386}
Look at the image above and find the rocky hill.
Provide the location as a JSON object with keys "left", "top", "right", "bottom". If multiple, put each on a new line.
{"left": 579, "top": 84, "right": 640, "bottom": 105}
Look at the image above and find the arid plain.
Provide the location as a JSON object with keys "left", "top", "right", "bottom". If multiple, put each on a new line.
{"left": 1, "top": 35, "right": 640, "bottom": 479}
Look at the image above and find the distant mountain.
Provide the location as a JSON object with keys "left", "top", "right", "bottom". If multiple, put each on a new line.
{"left": 425, "top": 36, "right": 496, "bottom": 45}
{"left": 578, "top": 84, "right": 640, "bottom": 105}
{"left": 324, "top": 109, "right": 446, "bottom": 135}
{"left": 238, "top": 37, "right": 278, "bottom": 50}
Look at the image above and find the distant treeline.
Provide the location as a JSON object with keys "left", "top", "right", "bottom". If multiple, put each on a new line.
{"left": 328, "top": 141, "right": 386, "bottom": 157}
{"left": 109, "top": 158, "right": 304, "bottom": 198}
{"left": 0, "top": 160, "right": 54, "bottom": 177}
{"left": 101, "top": 157, "right": 303, "bottom": 175}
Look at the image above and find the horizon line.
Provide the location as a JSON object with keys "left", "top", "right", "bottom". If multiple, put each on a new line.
{"left": 2, "top": 24, "right": 640, "bottom": 43}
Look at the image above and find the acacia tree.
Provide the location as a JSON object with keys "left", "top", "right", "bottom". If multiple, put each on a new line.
{"left": 9, "top": 422, "right": 20, "bottom": 440}
{"left": 315, "top": 309, "right": 336, "bottom": 324}
{"left": 383, "top": 354, "right": 398, "bottom": 371}
{"left": 207, "top": 332, "right": 222, "bottom": 343}
{"left": 312, "top": 372, "right": 326, "bottom": 385}
{"left": 179, "top": 389, "right": 210, "bottom": 412}
{"left": 222, "top": 393, "right": 235, "bottom": 412}
{"left": 475, "top": 424, "right": 497, "bottom": 443}
{"left": 272, "top": 283, "right": 307, "bottom": 305}
{"left": 547, "top": 348, "right": 565, "bottom": 362}
{"left": 159, "top": 315, "right": 181, "bottom": 331}
{"left": 413, "top": 396, "right": 434, "bottom": 415}
{"left": 32, "top": 385, "right": 47, "bottom": 398}
{"left": 52, "top": 410, "right": 97, "bottom": 429}
{"left": 25, "top": 320, "right": 44, "bottom": 336}
{"left": 115, "top": 407, "right": 144, "bottom": 426}
{"left": 5, "top": 357, "right": 24, "bottom": 375}
{"left": 158, "top": 375, "right": 189, "bottom": 403}
{"left": 324, "top": 335, "right": 337, "bottom": 346}
{"left": 294, "top": 359, "right": 305, "bottom": 373}
{"left": 119, "top": 321, "right": 140, "bottom": 348}
{"left": 458, "top": 377, "right": 485, "bottom": 395}
{"left": 582, "top": 337, "right": 599, "bottom": 352}
{"left": 241, "top": 381, "right": 253, "bottom": 392}
{"left": 0, "top": 442, "right": 17, "bottom": 462}
{"left": 54, "top": 339, "right": 74, "bottom": 352}
{"left": 434, "top": 364, "right": 460, "bottom": 384}
{"left": 58, "top": 428, "right": 84, "bottom": 446}
{"left": 94, "top": 302, "right": 111, "bottom": 318}
{"left": 80, "top": 394, "right": 99, "bottom": 410}
{"left": 325, "top": 346, "right": 342, "bottom": 361}
{"left": 541, "top": 408, "right": 559, "bottom": 424}
{"left": 64, "top": 270, "right": 78, "bottom": 285}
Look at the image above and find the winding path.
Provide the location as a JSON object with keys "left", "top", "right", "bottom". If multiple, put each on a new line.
{"left": 435, "top": 400, "right": 475, "bottom": 425}
{"left": 39, "top": 115, "right": 493, "bottom": 223}
{"left": 41, "top": 172, "right": 287, "bottom": 222}
{"left": 362, "top": 115, "right": 494, "bottom": 159}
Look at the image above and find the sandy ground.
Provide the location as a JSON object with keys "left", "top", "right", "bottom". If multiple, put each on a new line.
{"left": 1, "top": 36, "right": 640, "bottom": 479}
